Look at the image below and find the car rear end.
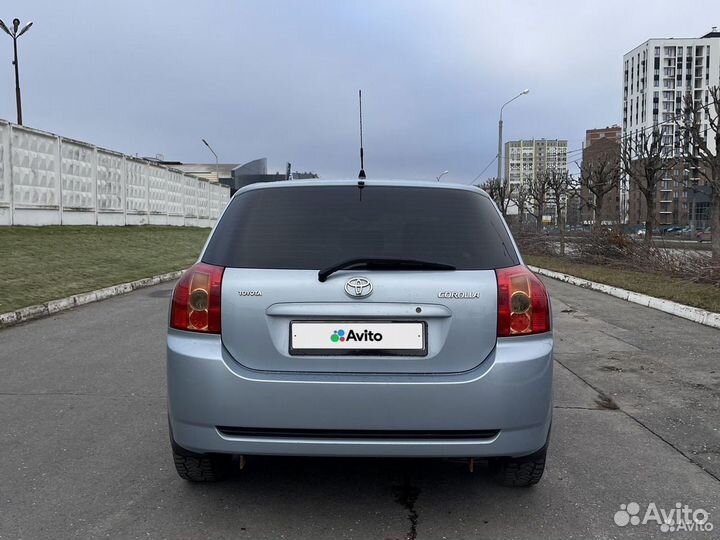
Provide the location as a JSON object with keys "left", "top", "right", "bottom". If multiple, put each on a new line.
{"left": 167, "top": 180, "right": 553, "bottom": 484}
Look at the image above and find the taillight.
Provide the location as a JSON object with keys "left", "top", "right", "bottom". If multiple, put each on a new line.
{"left": 496, "top": 265, "right": 551, "bottom": 337}
{"left": 170, "top": 263, "right": 224, "bottom": 333}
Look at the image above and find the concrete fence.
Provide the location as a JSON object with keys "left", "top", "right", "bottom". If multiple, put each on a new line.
{"left": 0, "top": 119, "right": 230, "bottom": 227}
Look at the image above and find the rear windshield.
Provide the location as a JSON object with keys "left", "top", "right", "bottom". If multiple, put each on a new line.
{"left": 202, "top": 185, "right": 519, "bottom": 270}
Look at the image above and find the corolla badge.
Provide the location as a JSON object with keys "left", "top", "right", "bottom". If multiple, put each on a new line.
{"left": 438, "top": 291, "right": 480, "bottom": 299}
{"left": 345, "top": 277, "right": 373, "bottom": 298}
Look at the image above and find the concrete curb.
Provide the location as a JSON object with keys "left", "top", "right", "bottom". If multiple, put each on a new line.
{"left": 529, "top": 265, "right": 720, "bottom": 330}
{"left": 0, "top": 270, "right": 184, "bottom": 329}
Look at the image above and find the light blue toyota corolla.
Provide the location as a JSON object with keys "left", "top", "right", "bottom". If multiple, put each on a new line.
{"left": 167, "top": 179, "right": 553, "bottom": 486}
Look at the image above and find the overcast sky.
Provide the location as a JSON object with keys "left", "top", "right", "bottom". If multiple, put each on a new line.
{"left": 1, "top": 1, "right": 717, "bottom": 182}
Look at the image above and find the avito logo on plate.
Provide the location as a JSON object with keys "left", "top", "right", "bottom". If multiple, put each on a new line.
{"left": 330, "top": 329, "right": 383, "bottom": 343}
{"left": 291, "top": 322, "right": 423, "bottom": 353}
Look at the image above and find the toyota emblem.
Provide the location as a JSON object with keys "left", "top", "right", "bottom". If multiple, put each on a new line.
{"left": 345, "top": 277, "right": 373, "bottom": 298}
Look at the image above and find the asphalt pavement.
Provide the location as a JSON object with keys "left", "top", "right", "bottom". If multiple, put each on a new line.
{"left": 1, "top": 278, "right": 719, "bottom": 539}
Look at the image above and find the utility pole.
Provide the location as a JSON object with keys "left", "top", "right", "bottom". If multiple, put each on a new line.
{"left": 0, "top": 18, "right": 34, "bottom": 125}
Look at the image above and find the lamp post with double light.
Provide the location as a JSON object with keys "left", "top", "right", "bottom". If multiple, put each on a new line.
{"left": 0, "top": 18, "right": 33, "bottom": 125}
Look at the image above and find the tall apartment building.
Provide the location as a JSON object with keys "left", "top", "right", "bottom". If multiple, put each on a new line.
{"left": 580, "top": 126, "right": 622, "bottom": 225}
{"left": 504, "top": 139, "right": 569, "bottom": 218}
{"left": 622, "top": 28, "right": 720, "bottom": 225}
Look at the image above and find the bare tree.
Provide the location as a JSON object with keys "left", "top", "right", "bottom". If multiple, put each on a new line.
{"left": 525, "top": 171, "right": 552, "bottom": 233}
{"left": 546, "top": 169, "right": 571, "bottom": 255}
{"left": 678, "top": 86, "right": 720, "bottom": 261}
{"left": 477, "top": 177, "right": 511, "bottom": 216}
{"left": 578, "top": 138, "right": 621, "bottom": 231}
{"left": 509, "top": 182, "right": 530, "bottom": 230}
{"left": 620, "top": 130, "right": 677, "bottom": 242}
{"left": 564, "top": 176, "right": 584, "bottom": 227}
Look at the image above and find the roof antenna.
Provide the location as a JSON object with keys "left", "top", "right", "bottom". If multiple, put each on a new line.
{"left": 358, "top": 89, "right": 366, "bottom": 180}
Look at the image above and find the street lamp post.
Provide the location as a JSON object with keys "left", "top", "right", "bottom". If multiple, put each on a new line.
{"left": 201, "top": 139, "right": 219, "bottom": 183}
{"left": 497, "top": 89, "right": 529, "bottom": 190}
{"left": 436, "top": 170, "right": 449, "bottom": 182}
{"left": 0, "top": 18, "right": 33, "bottom": 125}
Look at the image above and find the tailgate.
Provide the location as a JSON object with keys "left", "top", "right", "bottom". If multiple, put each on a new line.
{"left": 220, "top": 268, "right": 498, "bottom": 374}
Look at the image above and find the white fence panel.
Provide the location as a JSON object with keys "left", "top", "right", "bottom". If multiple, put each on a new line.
{"left": 184, "top": 175, "right": 199, "bottom": 219}
{"left": 97, "top": 150, "right": 124, "bottom": 212}
{"left": 167, "top": 170, "right": 185, "bottom": 216}
{"left": 0, "top": 121, "right": 9, "bottom": 205}
{"left": 210, "top": 183, "right": 224, "bottom": 220}
{"left": 126, "top": 159, "right": 149, "bottom": 219}
{"left": 61, "top": 139, "right": 95, "bottom": 209}
{"left": 12, "top": 127, "right": 58, "bottom": 207}
{"left": 148, "top": 165, "right": 168, "bottom": 215}
{"left": 198, "top": 179, "right": 209, "bottom": 220}
{"left": 0, "top": 120, "right": 230, "bottom": 226}
{"left": 0, "top": 121, "right": 9, "bottom": 225}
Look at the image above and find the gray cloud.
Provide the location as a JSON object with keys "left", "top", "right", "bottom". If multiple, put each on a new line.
{"left": 1, "top": 0, "right": 716, "bottom": 182}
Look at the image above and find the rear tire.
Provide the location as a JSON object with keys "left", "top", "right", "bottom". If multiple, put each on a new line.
{"left": 172, "top": 449, "right": 233, "bottom": 482}
{"left": 491, "top": 444, "right": 547, "bottom": 487}
{"left": 169, "top": 426, "right": 233, "bottom": 482}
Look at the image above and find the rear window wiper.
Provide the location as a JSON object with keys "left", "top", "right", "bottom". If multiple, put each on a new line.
{"left": 318, "top": 257, "right": 456, "bottom": 282}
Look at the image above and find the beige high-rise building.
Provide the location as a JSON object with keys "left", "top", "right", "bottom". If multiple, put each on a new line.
{"left": 504, "top": 139, "right": 569, "bottom": 217}
{"left": 504, "top": 139, "right": 569, "bottom": 192}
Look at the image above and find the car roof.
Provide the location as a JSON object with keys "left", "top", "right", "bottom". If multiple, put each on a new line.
{"left": 233, "top": 179, "right": 490, "bottom": 198}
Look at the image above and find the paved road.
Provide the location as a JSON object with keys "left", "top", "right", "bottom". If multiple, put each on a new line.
{"left": 1, "top": 279, "right": 719, "bottom": 539}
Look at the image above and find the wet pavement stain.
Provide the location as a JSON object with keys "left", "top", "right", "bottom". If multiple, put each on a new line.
{"left": 392, "top": 479, "right": 420, "bottom": 540}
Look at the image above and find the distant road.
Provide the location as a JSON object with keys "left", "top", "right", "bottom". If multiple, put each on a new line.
{"left": 546, "top": 236, "right": 712, "bottom": 258}
{"left": 553, "top": 234, "right": 712, "bottom": 251}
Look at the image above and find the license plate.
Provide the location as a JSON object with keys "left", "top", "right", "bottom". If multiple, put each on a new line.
{"left": 290, "top": 321, "right": 427, "bottom": 356}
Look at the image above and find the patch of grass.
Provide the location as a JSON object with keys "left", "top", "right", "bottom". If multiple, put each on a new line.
{"left": 526, "top": 255, "right": 720, "bottom": 313}
{"left": 0, "top": 226, "right": 211, "bottom": 313}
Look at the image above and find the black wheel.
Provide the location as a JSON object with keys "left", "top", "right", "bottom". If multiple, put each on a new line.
{"left": 170, "top": 428, "right": 233, "bottom": 482}
{"left": 491, "top": 444, "right": 547, "bottom": 487}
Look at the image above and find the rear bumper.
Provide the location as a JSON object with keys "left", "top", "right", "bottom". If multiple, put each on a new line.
{"left": 167, "top": 331, "right": 553, "bottom": 458}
